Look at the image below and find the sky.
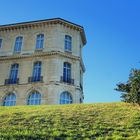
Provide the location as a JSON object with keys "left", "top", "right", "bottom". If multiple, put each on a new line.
{"left": 0, "top": 0, "right": 140, "bottom": 103}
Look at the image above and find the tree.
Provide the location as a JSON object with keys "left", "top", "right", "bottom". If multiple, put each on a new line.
{"left": 115, "top": 69, "right": 140, "bottom": 105}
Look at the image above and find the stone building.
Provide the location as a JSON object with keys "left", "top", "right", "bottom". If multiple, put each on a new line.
{"left": 0, "top": 18, "right": 86, "bottom": 106}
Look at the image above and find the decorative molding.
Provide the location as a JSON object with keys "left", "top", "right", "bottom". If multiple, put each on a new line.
{"left": 0, "top": 51, "right": 86, "bottom": 72}
{"left": 0, "top": 18, "right": 86, "bottom": 45}
{"left": 0, "top": 51, "right": 77, "bottom": 60}
{"left": 3, "top": 86, "right": 18, "bottom": 95}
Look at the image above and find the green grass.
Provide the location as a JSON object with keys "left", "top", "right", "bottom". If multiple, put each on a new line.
{"left": 0, "top": 102, "right": 140, "bottom": 140}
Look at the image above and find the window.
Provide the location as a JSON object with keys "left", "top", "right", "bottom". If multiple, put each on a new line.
{"left": 63, "top": 62, "right": 71, "bottom": 83}
{"left": 9, "top": 64, "right": 19, "bottom": 84}
{"left": 60, "top": 91, "right": 72, "bottom": 104}
{"left": 28, "top": 61, "right": 42, "bottom": 83}
{"left": 27, "top": 91, "right": 41, "bottom": 105}
{"left": 0, "top": 38, "right": 2, "bottom": 48}
{"left": 80, "top": 45, "right": 82, "bottom": 57}
{"left": 80, "top": 98, "right": 82, "bottom": 103}
{"left": 36, "top": 34, "right": 44, "bottom": 49}
{"left": 14, "top": 36, "right": 23, "bottom": 53}
{"left": 3, "top": 93, "right": 16, "bottom": 106}
{"left": 32, "top": 61, "right": 42, "bottom": 81}
{"left": 65, "top": 35, "right": 72, "bottom": 52}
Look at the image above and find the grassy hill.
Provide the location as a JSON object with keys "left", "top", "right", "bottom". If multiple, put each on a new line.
{"left": 0, "top": 103, "right": 140, "bottom": 140}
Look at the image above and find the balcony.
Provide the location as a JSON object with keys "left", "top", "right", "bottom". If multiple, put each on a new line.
{"left": 5, "top": 78, "right": 19, "bottom": 85}
{"left": 35, "top": 48, "right": 43, "bottom": 52}
{"left": 60, "top": 76, "right": 74, "bottom": 85}
{"left": 28, "top": 76, "right": 43, "bottom": 83}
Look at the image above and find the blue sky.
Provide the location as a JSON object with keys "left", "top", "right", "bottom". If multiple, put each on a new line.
{"left": 0, "top": 0, "right": 140, "bottom": 103}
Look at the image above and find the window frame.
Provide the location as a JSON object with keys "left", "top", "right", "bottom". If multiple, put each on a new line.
{"left": 80, "top": 98, "right": 83, "bottom": 103}
{"left": 13, "top": 36, "right": 23, "bottom": 53}
{"left": 63, "top": 62, "right": 71, "bottom": 82}
{"left": 35, "top": 34, "right": 44, "bottom": 50}
{"left": 0, "top": 38, "right": 3, "bottom": 49}
{"left": 27, "top": 91, "right": 41, "bottom": 105}
{"left": 64, "top": 35, "right": 72, "bottom": 52}
{"left": 3, "top": 93, "right": 16, "bottom": 106}
{"left": 9, "top": 63, "right": 19, "bottom": 83}
{"left": 32, "top": 61, "right": 42, "bottom": 81}
{"left": 60, "top": 91, "right": 73, "bottom": 104}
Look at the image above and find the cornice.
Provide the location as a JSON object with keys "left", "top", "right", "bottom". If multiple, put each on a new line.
{"left": 0, "top": 18, "right": 87, "bottom": 45}
{"left": 0, "top": 51, "right": 86, "bottom": 72}
{"left": 0, "top": 51, "right": 78, "bottom": 60}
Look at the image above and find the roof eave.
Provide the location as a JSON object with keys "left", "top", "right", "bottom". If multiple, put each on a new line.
{"left": 0, "top": 18, "right": 87, "bottom": 45}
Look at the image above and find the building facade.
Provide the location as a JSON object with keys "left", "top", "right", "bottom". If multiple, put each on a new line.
{"left": 0, "top": 18, "right": 86, "bottom": 106}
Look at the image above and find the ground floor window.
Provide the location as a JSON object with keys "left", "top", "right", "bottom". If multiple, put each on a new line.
{"left": 60, "top": 91, "right": 72, "bottom": 104}
{"left": 3, "top": 93, "right": 16, "bottom": 106}
{"left": 27, "top": 91, "right": 41, "bottom": 105}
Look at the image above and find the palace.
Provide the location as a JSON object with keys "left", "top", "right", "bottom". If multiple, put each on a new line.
{"left": 0, "top": 18, "right": 86, "bottom": 106}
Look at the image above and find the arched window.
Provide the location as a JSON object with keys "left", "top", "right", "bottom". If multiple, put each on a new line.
{"left": 14, "top": 36, "right": 23, "bottom": 53}
{"left": 27, "top": 91, "right": 41, "bottom": 105}
{"left": 60, "top": 91, "right": 72, "bottom": 104}
{"left": 63, "top": 62, "right": 71, "bottom": 83}
{"left": 9, "top": 63, "right": 19, "bottom": 84}
{"left": 64, "top": 35, "right": 72, "bottom": 52}
{"left": 3, "top": 93, "right": 16, "bottom": 106}
{"left": 32, "top": 61, "right": 42, "bottom": 82}
{"left": 36, "top": 34, "right": 44, "bottom": 49}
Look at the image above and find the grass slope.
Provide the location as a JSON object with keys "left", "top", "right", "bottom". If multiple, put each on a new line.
{"left": 0, "top": 103, "right": 140, "bottom": 140}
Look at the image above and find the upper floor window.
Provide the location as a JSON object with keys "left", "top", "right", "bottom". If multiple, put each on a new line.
{"left": 32, "top": 61, "right": 42, "bottom": 81}
{"left": 14, "top": 36, "right": 23, "bottom": 53}
{"left": 0, "top": 38, "right": 2, "bottom": 48}
{"left": 63, "top": 62, "right": 71, "bottom": 83}
{"left": 28, "top": 61, "right": 42, "bottom": 83}
{"left": 3, "top": 93, "right": 16, "bottom": 106}
{"left": 36, "top": 34, "right": 44, "bottom": 49}
{"left": 65, "top": 35, "right": 72, "bottom": 52}
{"left": 9, "top": 63, "right": 19, "bottom": 84}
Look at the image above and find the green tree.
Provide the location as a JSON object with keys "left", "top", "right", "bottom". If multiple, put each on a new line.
{"left": 115, "top": 69, "right": 140, "bottom": 105}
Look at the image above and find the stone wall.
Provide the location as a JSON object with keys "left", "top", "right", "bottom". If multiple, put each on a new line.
{"left": 0, "top": 20, "right": 85, "bottom": 105}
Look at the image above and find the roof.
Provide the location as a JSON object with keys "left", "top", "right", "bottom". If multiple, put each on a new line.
{"left": 0, "top": 18, "right": 87, "bottom": 45}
